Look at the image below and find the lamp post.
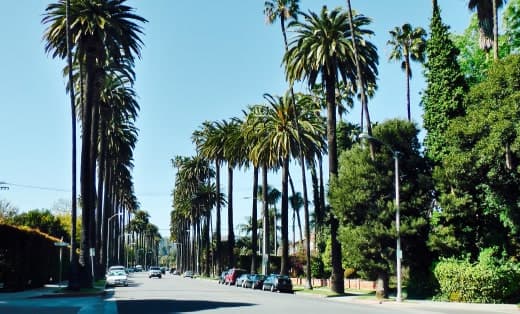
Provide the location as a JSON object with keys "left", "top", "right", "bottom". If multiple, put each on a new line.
{"left": 359, "top": 133, "right": 402, "bottom": 302}
{"left": 106, "top": 213, "right": 122, "bottom": 270}
{"left": 54, "top": 239, "right": 69, "bottom": 288}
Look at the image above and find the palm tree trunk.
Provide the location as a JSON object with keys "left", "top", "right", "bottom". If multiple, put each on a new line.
{"left": 227, "top": 165, "right": 235, "bottom": 267}
{"left": 325, "top": 65, "right": 344, "bottom": 294}
{"left": 405, "top": 54, "right": 411, "bottom": 121}
{"left": 215, "top": 159, "right": 222, "bottom": 274}
{"left": 262, "top": 165, "right": 270, "bottom": 275}
{"left": 346, "top": 0, "right": 374, "bottom": 157}
{"left": 79, "top": 44, "right": 98, "bottom": 288}
{"left": 280, "top": 157, "right": 289, "bottom": 275}
{"left": 251, "top": 166, "right": 259, "bottom": 273}
{"left": 65, "top": 0, "right": 80, "bottom": 291}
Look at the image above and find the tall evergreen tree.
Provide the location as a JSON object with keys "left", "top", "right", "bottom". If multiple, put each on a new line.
{"left": 422, "top": 0, "right": 468, "bottom": 164}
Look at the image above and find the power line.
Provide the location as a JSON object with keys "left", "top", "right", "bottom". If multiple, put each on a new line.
{"left": 0, "top": 181, "right": 69, "bottom": 192}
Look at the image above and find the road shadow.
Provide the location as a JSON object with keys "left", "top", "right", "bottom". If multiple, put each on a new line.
{"left": 117, "top": 299, "right": 256, "bottom": 313}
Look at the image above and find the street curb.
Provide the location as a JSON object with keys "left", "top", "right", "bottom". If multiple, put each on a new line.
{"left": 29, "top": 288, "right": 106, "bottom": 299}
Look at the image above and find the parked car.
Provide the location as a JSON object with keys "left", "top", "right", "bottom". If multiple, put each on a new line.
{"left": 148, "top": 266, "right": 162, "bottom": 278}
{"left": 183, "top": 270, "right": 194, "bottom": 278}
{"left": 160, "top": 267, "right": 166, "bottom": 274}
{"left": 106, "top": 270, "right": 128, "bottom": 287}
{"left": 262, "top": 274, "right": 293, "bottom": 293}
{"left": 245, "top": 274, "right": 266, "bottom": 289}
{"left": 224, "top": 268, "right": 247, "bottom": 285}
{"left": 235, "top": 274, "right": 252, "bottom": 287}
{"left": 218, "top": 270, "right": 228, "bottom": 284}
{"left": 135, "top": 265, "right": 143, "bottom": 272}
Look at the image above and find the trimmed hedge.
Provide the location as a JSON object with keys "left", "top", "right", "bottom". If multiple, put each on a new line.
{"left": 0, "top": 223, "right": 69, "bottom": 291}
{"left": 433, "top": 248, "right": 520, "bottom": 303}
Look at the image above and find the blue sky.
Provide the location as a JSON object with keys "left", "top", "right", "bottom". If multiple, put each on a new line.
{"left": 0, "top": 0, "right": 474, "bottom": 237}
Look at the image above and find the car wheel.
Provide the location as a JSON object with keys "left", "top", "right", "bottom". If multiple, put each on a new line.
{"left": 158, "top": 275, "right": 162, "bottom": 278}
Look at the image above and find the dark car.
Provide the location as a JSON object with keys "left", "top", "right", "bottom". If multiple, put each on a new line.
{"left": 235, "top": 274, "right": 252, "bottom": 287}
{"left": 246, "top": 274, "right": 266, "bottom": 289}
{"left": 218, "top": 270, "right": 228, "bottom": 284}
{"left": 262, "top": 274, "right": 293, "bottom": 293}
{"left": 224, "top": 268, "right": 247, "bottom": 285}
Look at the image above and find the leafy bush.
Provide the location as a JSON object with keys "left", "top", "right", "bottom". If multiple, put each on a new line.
{"left": 344, "top": 267, "right": 356, "bottom": 278}
{"left": 433, "top": 248, "right": 520, "bottom": 303}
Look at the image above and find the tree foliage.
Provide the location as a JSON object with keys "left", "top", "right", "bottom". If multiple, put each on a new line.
{"left": 330, "top": 119, "right": 432, "bottom": 297}
{"left": 10, "top": 209, "right": 69, "bottom": 241}
{"left": 422, "top": 1, "right": 468, "bottom": 164}
{"left": 430, "top": 55, "right": 520, "bottom": 259}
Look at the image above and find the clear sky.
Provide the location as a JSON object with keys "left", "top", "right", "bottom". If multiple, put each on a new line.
{"left": 0, "top": 0, "right": 475, "bottom": 237}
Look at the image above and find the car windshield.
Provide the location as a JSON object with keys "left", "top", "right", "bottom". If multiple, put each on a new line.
{"left": 110, "top": 270, "right": 125, "bottom": 276}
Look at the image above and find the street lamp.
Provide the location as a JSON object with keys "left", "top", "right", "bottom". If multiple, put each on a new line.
{"left": 54, "top": 239, "right": 69, "bottom": 288}
{"left": 359, "top": 133, "right": 402, "bottom": 302}
{"left": 106, "top": 213, "right": 122, "bottom": 270}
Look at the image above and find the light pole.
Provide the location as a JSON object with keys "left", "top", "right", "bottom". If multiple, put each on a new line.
{"left": 54, "top": 239, "right": 69, "bottom": 288}
{"left": 106, "top": 213, "right": 122, "bottom": 270}
{"left": 359, "top": 133, "right": 402, "bottom": 302}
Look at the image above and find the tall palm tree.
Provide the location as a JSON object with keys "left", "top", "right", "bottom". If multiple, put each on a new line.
{"left": 192, "top": 121, "right": 225, "bottom": 273}
{"left": 265, "top": 0, "right": 316, "bottom": 288}
{"left": 284, "top": 5, "right": 378, "bottom": 293}
{"left": 468, "top": 0, "right": 505, "bottom": 59}
{"left": 216, "top": 118, "right": 246, "bottom": 267}
{"left": 43, "top": 0, "right": 146, "bottom": 287}
{"left": 387, "top": 23, "right": 426, "bottom": 121}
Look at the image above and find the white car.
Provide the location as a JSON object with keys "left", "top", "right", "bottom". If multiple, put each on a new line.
{"left": 108, "top": 265, "right": 126, "bottom": 273}
{"left": 106, "top": 270, "right": 128, "bottom": 287}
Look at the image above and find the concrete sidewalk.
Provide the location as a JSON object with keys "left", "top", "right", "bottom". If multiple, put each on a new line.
{"left": 0, "top": 283, "right": 105, "bottom": 300}
{"left": 322, "top": 293, "right": 519, "bottom": 313}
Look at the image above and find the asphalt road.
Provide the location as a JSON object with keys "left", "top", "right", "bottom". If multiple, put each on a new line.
{"left": 0, "top": 272, "right": 516, "bottom": 313}
{"left": 108, "top": 272, "right": 519, "bottom": 314}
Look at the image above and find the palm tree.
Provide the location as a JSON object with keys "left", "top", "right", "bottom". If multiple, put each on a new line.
{"left": 289, "top": 191, "right": 304, "bottom": 249}
{"left": 284, "top": 5, "right": 378, "bottom": 293}
{"left": 468, "top": 0, "right": 505, "bottom": 59}
{"left": 387, "top": 23, "right": 426, "bottom": 121}
{"left": 265, "top": 0, "right": 316, "bottom": 288}
{"left": 213, "top": 118, "right": 246, "bottom": 267}
{"left": 192, "top": 121, "right": 225, "bottom": 273}
{"left": 43, "top": 0, "right": 146, "bottom": 287}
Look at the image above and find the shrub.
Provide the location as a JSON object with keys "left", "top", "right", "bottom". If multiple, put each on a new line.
{"left": 433, "top": 248, "right": 520, "bottom": 303}
{"left": 344, "top": 267, "right": 356, "bottom": 278}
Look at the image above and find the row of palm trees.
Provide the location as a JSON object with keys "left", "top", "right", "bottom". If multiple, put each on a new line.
{"left": 42, "top": 0, "right": 147, "bottom": 289}
{"left": 169, "top": 0, "right": 439, "bottom": 293}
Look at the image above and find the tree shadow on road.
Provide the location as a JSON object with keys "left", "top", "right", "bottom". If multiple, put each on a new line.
{"left": 117, "top": 299, "right": 256, "bottom": 313}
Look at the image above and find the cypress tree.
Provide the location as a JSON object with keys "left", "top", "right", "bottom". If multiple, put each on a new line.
{"left": 422, "top": 0, "right": 467, "bottom": 163}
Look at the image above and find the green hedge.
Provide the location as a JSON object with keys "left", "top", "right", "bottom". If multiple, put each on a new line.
{"left": 433, "top": 248, "right": 520, "bottom": 303}
{"left": 0, "top": 224, "right": 69, "bottom": 291}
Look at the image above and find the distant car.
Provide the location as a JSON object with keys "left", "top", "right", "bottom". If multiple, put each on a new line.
{"left": 135, "top": 265, "right": 143, "bottom": 272}
{"left": 235, "top": 274, "right": 252, "bottom": 287}
{"left": 148, "top": 266, "right": 162, "bottom": 278}
{"left": 160, "top": 267, "right": 166, "bottom": 274}
{"left": 183, "top": 270, "right": 194, "bottom": 278}
{"left": 108, "top": 265, "right": 126, "bottom": 273}
{"left": 245, "top": 274, "right": 266, "bottom": 289}
{"left": 224, "top": 268, "right": 247, "bottom": 285}
{"left": 218, "top": 270, "right": 228, "bottom": 284}
{"left": 262, "top": 274, "right": 293, "bottom": 293}
{"left": 106, "top": 270, "right": 128, "bottom": 287}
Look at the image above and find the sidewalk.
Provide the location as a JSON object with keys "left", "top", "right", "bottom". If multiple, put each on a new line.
{"left": 0, "top": 282, "right": 105, "bottom": 300}
{"left": 313, "top": 292, "right": 520, "bottom": 313}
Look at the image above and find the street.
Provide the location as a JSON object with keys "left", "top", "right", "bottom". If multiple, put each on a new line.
{"left": 108, "top": 272, "right": 518, "bottom": 314}
{"left": 0, "top": 272, "right": 517, "bottom": 313}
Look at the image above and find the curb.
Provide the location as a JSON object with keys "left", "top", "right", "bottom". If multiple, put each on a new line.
{"left": 30, "top": 289, "right": 106, "bottom": 299}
